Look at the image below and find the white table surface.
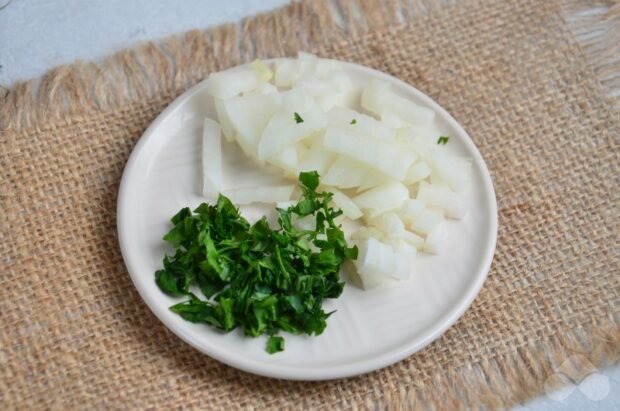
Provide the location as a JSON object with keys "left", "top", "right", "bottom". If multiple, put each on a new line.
{"left": 1, "top": 1, "right": 618, "bottom": 409}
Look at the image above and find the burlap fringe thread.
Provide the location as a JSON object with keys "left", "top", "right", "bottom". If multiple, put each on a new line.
{"left": 0, "top": 0, "right": 618, "bottom": 408}
{"left": 563, "top": 0, "right": 620, "bottom": 105}
{"left": 1, "top": 0, "right": 616, "bottom": 132}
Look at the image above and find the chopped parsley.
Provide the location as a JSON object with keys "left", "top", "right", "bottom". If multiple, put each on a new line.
{"left": 266, "top": 336, "right": 285, "bottom": 354}
{"left": 294, "top": 112, "right": 304, "bottom": 124}
{"left": 155, "top": 171, "right": 357, "bottom": 353}
{"left": 437, "top": 136, "right": 450, "bottom": 145}
{"left": 350, "top": 118, "right": 357, "bottom": 125}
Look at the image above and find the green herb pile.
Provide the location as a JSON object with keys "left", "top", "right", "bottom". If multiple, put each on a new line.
{"left": 155, "top": 171, "right": 357, "bottom": 353}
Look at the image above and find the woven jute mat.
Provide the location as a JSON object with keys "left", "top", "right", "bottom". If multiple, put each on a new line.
{"left": 1, "top": 0, "right": 618, "bottom": 409}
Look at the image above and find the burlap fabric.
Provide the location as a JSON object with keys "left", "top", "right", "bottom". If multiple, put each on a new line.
{"left": 1, "top": 0, "right": 618, "bottom": 409}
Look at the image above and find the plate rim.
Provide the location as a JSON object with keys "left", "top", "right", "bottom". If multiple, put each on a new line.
{"left": 117, "top": 59, "right": 498, "bottom": 381}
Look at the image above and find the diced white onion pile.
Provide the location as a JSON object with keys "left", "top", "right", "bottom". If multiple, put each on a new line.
{"left": 202, "top": 53, "right": 472, "bottom": 289}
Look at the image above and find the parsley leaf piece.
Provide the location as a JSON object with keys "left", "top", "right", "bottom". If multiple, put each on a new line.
{"left": 154, "top": 269, "right": 182, "bottom": 295}
{"left": 170, "top": 295, "right": 222, "bottom": 328}
{"left": 299, "top": 170, "right": 319, "bottom": 191}
{"left": 294, "top": 112, "right": 304, "bottom": 123}
{"left": 437, "top": 136, "right": 450, "bottom": 145}
{"left": 266, "top": 336, "right": 285, "bottom": 354}
{"left": 350, "top": 118, "right": 357, "bottom": 125}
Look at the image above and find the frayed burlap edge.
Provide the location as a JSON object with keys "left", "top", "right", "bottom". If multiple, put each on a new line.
{"left": 0, "top": 0, "right": 618, "bottom": 409}
{"left": 370, "top": 322, "right": 620, "bottom": 410}
{"left": 1, "top": 0, "right": 617, "bottom": 128}
{"left": 0, "top": 0, "right": 450, "bottom": 131}
{"left": 562, "top": 0, "right": 620, "bottom": 107}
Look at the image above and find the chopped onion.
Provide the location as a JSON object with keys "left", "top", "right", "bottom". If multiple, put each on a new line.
{"left": 409, "top": 208, "right": 444, "bottom": 235}
{"left": 323, "top": 126, "right": 415, "bottom": 180}
{"left": 241, "top": 81, "right": 278, "bottom": 98}
{"left": 331, "top": 189, "right": 363, "bottom": 220}
{"left": 297, "top": 139, "right": 336, "bottom": 176}
{"left": 417, "top": 181, "right": 468, "bottom": 219}
{"left": 222, "top": 185, "right": 295, "bottom": 205}
{"left": 250, "top": 59, "right": 274, "bottom": 83}
{"left": 354, "top": 237, "right": 413, "bottom": 288}
{"left": 362, "top": 79, "right": 434, "bottom": 126}
{"left": 274, "top": 59, "right": 299, "bottom": 88}
{"left": 388, "top": 241, "right": 415, "bottom": 281}
{"left": 296, "top": 76, "right": 334, "bottom": 97}
{"left": 297, "top": 52, "right": 319, "bottom": 76}
{"left": 430, "top": 153, "right": 472, "bottom": 193}
{"left": 328, "top": 107, "right": 395, "bottom": 141}
{"left": 258, "top": 88, "right": 327, "bottom": 160}
{"left": 316, "top": 92, "right": 354, "bottom": 112}
{"left": 423, "top": 223, "right": 447, "bottom": 254}
{"left": 351, "top": 226, "right": 385, "bottom": 242}
{"left": 404, "top": 161, "right": 432, "bottom": 185}
{"left": 356, "top": 171, "right": 389, "bottom": 193}
{"left": 213, "top": 98, "right": 235, "bottom": 142}
{"left": 207, "top": 68, "right": 259, "bottom": 99}
{"left": 276, "top": 200, "right": 296, "bottom": 209}
{"left": 398, "top": 198, "right": 426, "bottom": 225}
{"left": 267, "top": 145, "right": 299, "bottom": 176}
{"left": 202, "top": 118, "right": 223, "bottom": 197}
{"left": 322, "top": 156, "right": 368, "bottom": 189}
{"left": 224, "top": 93, "right": 281, "bottom": 160}
{"left": 369, "top": 212, "right": 406, "bottom": 238}
{"left": 370, "top": 213, "right": 424, "bottom": 250}
{"left": 316, "top": 58, "right": 343, "bottom": 78}
{"left": 399, "top": 230, "right": 425, "bottom": 250}
{"left": 380, "top": 111, "right": 409, "bottom": 129}
{"left": 353, "top": 181, "right": 409, "bottom": 218}
{"left": 382, "top": 96, "right": 435, "bottom": 127}
{"left": 361, "top": 79, "right": 390, "bottom": 116}
{"left": 399, "top": 132, "right": 435, "bottom": 159}
{"left": 354, "top": 237, "right": 391, "bottom": 289}
{"left": 202, "top": 55, "right": 474, "bottom": 289}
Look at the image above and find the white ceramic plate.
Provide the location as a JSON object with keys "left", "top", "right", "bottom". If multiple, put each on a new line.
{"left": 117, "top": 60, "right": 497, "bottom": 380}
